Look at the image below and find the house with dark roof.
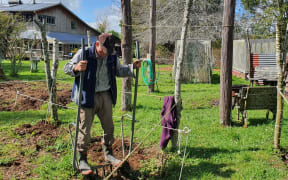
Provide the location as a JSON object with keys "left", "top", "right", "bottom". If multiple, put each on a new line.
{"left": 0, "top": 0, "right": 101, "bottom": 58}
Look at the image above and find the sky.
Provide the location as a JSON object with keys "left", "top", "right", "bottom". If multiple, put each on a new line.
{"left": 1, "top": 0, "right": 122, "bottom": 33}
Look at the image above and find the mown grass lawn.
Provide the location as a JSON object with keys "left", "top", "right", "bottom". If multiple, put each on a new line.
{"left": 0, "top": 60, "right": 288, "bottom": 179}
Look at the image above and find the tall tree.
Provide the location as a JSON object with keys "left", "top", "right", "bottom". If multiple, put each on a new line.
{"left": 238, "top": 0, "right": 276, "bottom": 39}
{"left": 173, "top": 0, "right": 193, "bottom": 148}
{"left": 132, "top": 0, "right": 223, "bottom": 47}
{"left": 108, "top": 30, "right": 121, "bottom": 39}
{"left": 0, "top": 64, "right": 6, "bottom": 80}
{"left": 0, "top": 12, "right": 10, "bottom": 80}
{"left": 0, "top": 12, "right": 11, "bottom": 63}
{"left": 96, "top": 17, "right": 110, "bottom": 33}
{"left": 0, "top": 12, "right": 25, "bottom": 77}
{"left": 121, "top": 0, "right": 133, "bottom": 111}
{"left": 148, "top": 0, "right": 156, "bottom": 93}
{"left": 219, "top": 0, "right": 236, "bottom": 126}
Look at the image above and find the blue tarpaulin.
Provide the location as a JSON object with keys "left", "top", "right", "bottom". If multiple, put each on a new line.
{"left": 20, "top": 30, "right": 98, "bottom": 45}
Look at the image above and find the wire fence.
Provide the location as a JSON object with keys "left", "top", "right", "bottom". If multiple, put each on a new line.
{"left": 3, "top": 81, "right": 288, "bottom": 179}
{"left": 9, "top": 81, "right": 192, "bottom": 180}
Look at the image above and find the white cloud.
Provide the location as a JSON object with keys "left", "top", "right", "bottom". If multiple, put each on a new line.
{"left": 107, "top": 14, "right": 122, "bottom": 33}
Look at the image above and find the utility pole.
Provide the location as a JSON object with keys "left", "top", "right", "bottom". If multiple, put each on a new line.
{"left": 121, "top": 0, "right": 133, "bottom": 111}
{"left": 219, "top": 0, "right": 236, "bottom": 126}
{"left": 148, "top": 0, "right": 156, "bottom": 93}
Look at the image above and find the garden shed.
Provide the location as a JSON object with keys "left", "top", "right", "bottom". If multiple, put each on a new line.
{"left": 232, "top": 39, "right": 276, "bottom": 80}
{"left": 173, "top": 39, "right": 213, "bottom": 83}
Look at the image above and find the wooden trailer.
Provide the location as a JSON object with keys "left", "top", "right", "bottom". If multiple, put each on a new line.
{"left": 232, "top": 86, "right": 277, "bottom": 127}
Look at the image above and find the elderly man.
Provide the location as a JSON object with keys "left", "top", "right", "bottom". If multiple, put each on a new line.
{"left": 64, "top": 33, "right": 141, "bottom": 175}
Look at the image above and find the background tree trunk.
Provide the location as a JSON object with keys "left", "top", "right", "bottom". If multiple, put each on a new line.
{"left": 121, "top": 0, "right": 133, "bottom": 111}
{"left": 172, "top": 0, "right": 193, "bottom": 148}
{"left": 219, "top": 0, "right": 236, "bottom": 126}
{"left": 148, "top": 0, "right": 156, "bottom": 93}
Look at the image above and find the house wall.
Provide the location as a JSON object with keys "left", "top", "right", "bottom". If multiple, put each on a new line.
{"left": 25, "top": 5, "right": 98, "bottom": 36}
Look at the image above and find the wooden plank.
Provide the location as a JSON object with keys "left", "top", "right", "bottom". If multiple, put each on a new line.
{"left": 239, "top": 87, "right": 277, "bottom": 111}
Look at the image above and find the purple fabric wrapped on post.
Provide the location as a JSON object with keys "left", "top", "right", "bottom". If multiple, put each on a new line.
{"left": 160, "top": 96, "right": 177, "bottom": 149}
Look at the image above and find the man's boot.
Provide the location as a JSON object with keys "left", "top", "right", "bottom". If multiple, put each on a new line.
{"left": 78, "top": 152, "right": 93, "bottom": 175}
{"left": 102, "top": 144, "right": 122, "bottom": 166}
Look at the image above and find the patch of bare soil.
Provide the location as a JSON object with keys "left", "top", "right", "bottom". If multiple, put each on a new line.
{"left": 0, "top": 158, "right": 37, "bottom": 180}
{"left": 281, "top": 153, "right": 288, "bottom": 165}
{"left": 159, "top": 66, "right": 173, "bottom": 72}
{"left": 280, "top": 149, "right": 288, "bottom": 169}
{"left": 1, "top": 121, "right": 161, "bottom": 179}
{"left": 15, "top": 120, "right": 61, "bottom": 148}
{"left": 0, "top": 120, "right": 61, "bottom": 180}
{"left": 0, "top": 81, "right": 71, "bottom": 111}
{"left": 86, "top": 137, "right": 161, "bottom": 179}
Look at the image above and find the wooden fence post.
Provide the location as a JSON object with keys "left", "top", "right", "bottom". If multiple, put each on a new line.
{"left": 148, "top": 0, "right": 156, "bottom": 93}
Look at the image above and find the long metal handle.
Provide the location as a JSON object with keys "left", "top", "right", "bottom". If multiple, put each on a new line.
{"left": 129, "top": 41, "right": 140, "bottom": 153}
{"left": 73, "top": 38, "right": 85, "bottom": 170}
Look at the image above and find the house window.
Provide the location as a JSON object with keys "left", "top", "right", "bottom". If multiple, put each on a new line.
{"left": 38, "top": 15, "right": 55, "bottom": 25}
{"left": 49, "top": 43, "right": 53, "bottom": 51}
{"left": 71, "top": 21, "right": 76, "bottom": 30}
{"left": 59, "top": 44, "right": 62, "bottom": 52}
{"left": 46, "top": 16, "right": 55, "bottom": 25}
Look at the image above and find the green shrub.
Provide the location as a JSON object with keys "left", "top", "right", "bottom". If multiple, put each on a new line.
{"left": 156, "top": 44, "right": 173, "bottom": 59}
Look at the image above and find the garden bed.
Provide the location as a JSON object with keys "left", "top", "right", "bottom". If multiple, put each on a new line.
{"left": 0, "top": 81, "right": 71, "bottom": 111}
{"left": 0, "top": 120, "right": 161, "bottom": 179}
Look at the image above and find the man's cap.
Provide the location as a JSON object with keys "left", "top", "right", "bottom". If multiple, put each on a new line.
{"left": 98, "top": 33, "right": 115, "bottom": 54}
